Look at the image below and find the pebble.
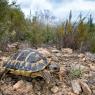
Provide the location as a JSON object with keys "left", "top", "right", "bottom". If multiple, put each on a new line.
{"left": 51, "top": 86, "right": 59, "bottom": 93}
{"left": 61, "top": 48, "right": 73, "bottom": 54}
{"left": 71, "top": 80, "right": 82, "bottom": 95}
{"left": 52, "top": 49, "right": 60, "bottom": 53}
{"left": 13, "top": 80, "right": 25, "bottom": 90}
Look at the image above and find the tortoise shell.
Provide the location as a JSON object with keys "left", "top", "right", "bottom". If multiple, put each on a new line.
{"left": 3, "top": 48, "right": 48, "bottom": 72}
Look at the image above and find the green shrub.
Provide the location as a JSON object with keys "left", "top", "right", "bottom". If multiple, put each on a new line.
{"left": 68, "top": 67, "right": 82, "bottom": 79}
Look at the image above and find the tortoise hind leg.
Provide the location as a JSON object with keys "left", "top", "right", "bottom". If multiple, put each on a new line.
{"left": 0, "top": 69, "right": 9, "bottom": 80}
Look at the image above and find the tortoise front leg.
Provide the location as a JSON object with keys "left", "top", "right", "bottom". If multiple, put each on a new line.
{"left": 42, "top": 70, "right": 52, "bottom": 84}
{"left": 42, "top": 70, "right": 53, "bottom": 95}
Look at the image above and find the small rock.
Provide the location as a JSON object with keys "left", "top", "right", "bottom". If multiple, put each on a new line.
{"left": 19, "top": 42, "right": 30, "bottom": 49}
{"left": 82, "top": 57, "right": 86, "bottom": 62}
{"left": 78, "top": 53, "right": 85, "bottom": 58}
{"left": 51, "top": 86, "right": 59, "bottom": 93}
{"left": 71, "top": 64, "right": 85, "bottom": 71}
{"left": 59, "top": 66, "right": 65, "bottom": 81}
{"left": 13, "top": 80, "right": 25, "bottom": 90}
{"left": 52, "top": 91, "right": 64, "bottom": 95}
{"left": 5, "top": 77, "right": 12, "bottom": 82}
{"left": 0, "top": 50, "right": 2, "bottom": 56}
{"left": 62, "top": 48, "right": 73, "bottom": 54}
{"left": 0, "top": 67, "right": 5, "bottom": 73}
{"left": 68, "top": 92, "right": 78, "bottom": 95}
{"left": 74, "top": 62, "right": 78, "bottom": 64}
{"left": 37, "top": 48, "right": 51, "bottom": 58}
{"left": 71, "top": 80, "right": 82, "bottom": 95}
{"left": 7, "top": 42, "right": 19, "bottom": 52}
{"left": 0, "top": 56, "right": 9, "bottom": 63}
{"left": 25, "top": 82, "right": 33, "bottom": 93}
{"left": 0, "top": 50, "right": 2, "bottom": 53}
{"left": 89, "top": 64, "right": 95, "bottom": 71}
{"left": 92, "top": 90, "right": 95, "bottom": 94}
{"left": 52, "top": 49, "right": 60, "bottom": 53}
{"left": 51, "top": 55, "right": 59, "bottom": 62}
{"left": 85, "top": 52, "right": 95, "bottom": 62}
{"left": 56, "top": 53, "right": 62, "bottom": 57}
{"left": 79, "top": 80, "right": 92, "bottom": 95}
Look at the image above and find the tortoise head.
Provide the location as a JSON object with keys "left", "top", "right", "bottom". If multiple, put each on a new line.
{"left": 48, "top": 63, "right": 60, "bottom": 73}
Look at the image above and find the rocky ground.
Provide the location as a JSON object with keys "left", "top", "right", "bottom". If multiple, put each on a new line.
{"left": 0, "top": 46, "right": 95, "bottom": 95}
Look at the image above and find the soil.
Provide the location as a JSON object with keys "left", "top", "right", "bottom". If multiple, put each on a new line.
{"left": 0, "top": 47, "right": 95, "bottom": 95}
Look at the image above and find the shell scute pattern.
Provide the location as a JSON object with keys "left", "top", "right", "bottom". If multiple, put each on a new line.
{"left": 3, "top": 48, "right": 48, "bottom": 72}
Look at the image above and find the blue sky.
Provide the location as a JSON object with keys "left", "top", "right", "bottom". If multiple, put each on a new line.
{"left": 9, "top": 0, "right": 95, "bottom": 22}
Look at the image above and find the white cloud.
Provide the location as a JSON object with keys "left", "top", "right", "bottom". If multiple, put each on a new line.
{"left": 9, "top": 0, "right": 95, "bottom": 21}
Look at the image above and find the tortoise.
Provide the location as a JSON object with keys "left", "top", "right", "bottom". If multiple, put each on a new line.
{"left": 0, "top": 48, "right": 60, "bottom": 84}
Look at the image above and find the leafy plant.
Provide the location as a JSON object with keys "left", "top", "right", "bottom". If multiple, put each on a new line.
{"left": 68, "top": 67, "right": 82, "bottom": 79}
